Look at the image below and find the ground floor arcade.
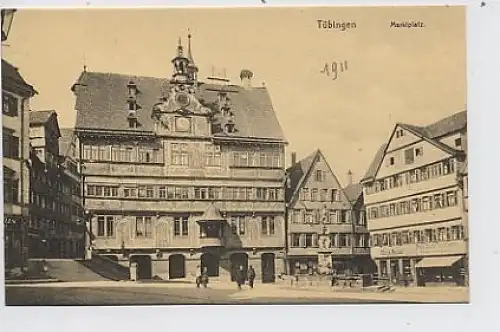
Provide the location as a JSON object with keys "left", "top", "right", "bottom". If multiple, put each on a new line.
{"left": 98, "top": 248, "right": 285, "bottom": 283}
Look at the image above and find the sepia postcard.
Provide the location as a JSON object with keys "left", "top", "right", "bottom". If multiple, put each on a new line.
{"left": 1, "top": 5, "right": 468, "bottom": 306}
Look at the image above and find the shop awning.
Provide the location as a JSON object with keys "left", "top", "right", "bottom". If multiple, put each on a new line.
{"left": 415, "top": 255, "right": 463, "bottom": 268}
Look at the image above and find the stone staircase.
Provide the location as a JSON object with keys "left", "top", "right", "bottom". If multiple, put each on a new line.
{"left": 79, "top": 255, "right": 130, "bottom": 281}
{"left": 28, "top": 259, "right": 109, "bottom": 282}
{"left": 26, "top": 256, "right": 129, "bottom": 282}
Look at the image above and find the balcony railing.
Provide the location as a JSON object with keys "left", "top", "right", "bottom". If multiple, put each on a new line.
{"left": 199, "top": 237, "right": 222, "bottom": 247}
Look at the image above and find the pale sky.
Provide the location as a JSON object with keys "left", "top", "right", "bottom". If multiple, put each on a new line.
{"left": 1, "top": 6, "right": 466, "bottom": 185}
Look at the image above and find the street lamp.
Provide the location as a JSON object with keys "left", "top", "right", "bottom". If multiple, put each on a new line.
{"left": 1, "top": 9, "right": 17, "bottom": 42}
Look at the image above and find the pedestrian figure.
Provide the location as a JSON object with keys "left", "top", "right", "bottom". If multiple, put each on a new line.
{"left": 235, "top": 265, "right": 245, "bottom": 290}
{"left": 195, "top": 265, "right": 202, "bottom": 288}
{"left": 330, "top": 269, "right": 338, "bottom": 287}
{"left": 247, "top": 265, "right": 256, "bottom": 289}
{"left": 201, "top": 267, "right": 209, "bottom": 288}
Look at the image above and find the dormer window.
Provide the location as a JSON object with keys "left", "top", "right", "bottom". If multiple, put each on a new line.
{"left": 128, "top": 100, "right": 136, "bottom": 111}
{"left": 455, "top": 138, "right": 462, "bottom": 147}
{"left": 225, "top": 123, "right": 235, "bottom": 133}
{"left": 128, "top": 112, "right": 138, "bottom": 129}
{"left": 127, "top": 81, "right": 138, "bottom": 98}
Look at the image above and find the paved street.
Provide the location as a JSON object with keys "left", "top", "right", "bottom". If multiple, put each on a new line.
{"left": 4, "top": 281, "right": 467, "bottom": 305}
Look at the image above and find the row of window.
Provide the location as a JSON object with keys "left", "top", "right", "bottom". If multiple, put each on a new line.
{"left": 28, "top": 218, "right": 81, "bottom": 235}
{"left": 83, "top": 144, "right": 163, "bottom": 164}
{"left": 299, "top": 188, "right": 342, "bottom": 202}
{"left": 32, "top": 172, "right": 79, "bottom": 197}
{"left": 86, "top": 184, "right": 284, "bottom": 201}
{"left": 289, "top": 209, "right": 364, "bottom": 225}
{"left": 82, "top": 143, "right": 283, "bottom": 169}
{"left": 365, "top": 158, "right": 456, "bottom": 195}
{"left": 370, "top": 225, "right": 465, "bottom": 247}
{"left": 291, "top": 233, "right": 369, "bottom": 248}
{"left": 232, "top": 151, "right": 282, "bottom": 168}
{"left": 31, "top": 193, "right": 74, "bottom": 217}
{"left": 368, "top": 190, "right": 458, "bottom": 220}
{"left": 95, "top": 215, "right": 278, "bottom": 238}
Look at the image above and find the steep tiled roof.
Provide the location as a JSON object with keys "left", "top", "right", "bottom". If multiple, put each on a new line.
{"left": 361, "top": 143, "right": 387, "bottom": 182}
{"left": 425, "top": 110, "right": 467, "bottom": 138}
{"left": 285, "top": 150, "right": 318, "bottom": 202}
{"left": 73, "top": 71, "right": 286, "bottom": 141}
{"left": 398, "top": 123, "right": 460, "bottom": 155}
{"left": 59, "top": 128, "right": 75, "bottom": 158}
{"left": 343, "top": 183, "right": 363, "bottom": 203}
{"left": 2, "top": 59, "right": 37, "bottom": 96}
{"left": 29, "top": 110, "right": 56, "bottom": 125}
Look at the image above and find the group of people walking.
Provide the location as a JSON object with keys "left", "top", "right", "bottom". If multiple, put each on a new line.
{"left": 195, "top": 265, "right": 256, "bottom": 290}
{"left": 234, "top": 265, "right": 256, "bottom": 290}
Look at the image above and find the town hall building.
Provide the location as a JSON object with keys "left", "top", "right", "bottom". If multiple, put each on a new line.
{"left": 73, "top": 36, "right": 287, "bottom": 282}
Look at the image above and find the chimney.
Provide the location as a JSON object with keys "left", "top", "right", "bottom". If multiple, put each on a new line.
{"left": 347, "top": 170, "right": 353, "bottom": 185}
{"left": 291, "top": 152, "right": 297, "bottom": 166}
{"left": 240, "top": 69, "right": 253, "bottom": 90}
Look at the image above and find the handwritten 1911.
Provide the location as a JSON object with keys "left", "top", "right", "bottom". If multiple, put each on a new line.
{"left": 320, "top": 60, "right": 348, "bottom": 80}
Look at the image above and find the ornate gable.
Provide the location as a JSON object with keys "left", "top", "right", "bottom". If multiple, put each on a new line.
{"left": 151, "top": 84, "right": 212, "bottom": 133}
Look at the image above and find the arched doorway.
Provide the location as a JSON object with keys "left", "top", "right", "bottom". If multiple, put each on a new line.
{"left": 230, "top": 252, "right": 248, "bottom": 281}
{"left": 201, "top": 252, "right": 220, "bottom": 277}
{"left": 261, "top": 253, "right": 276, "bottom": 283}
{"left": 169, "top": 254, "right": 186, "bottom": 279}
{"left": 130, "top": 255, "right": 152, "bottom": 280}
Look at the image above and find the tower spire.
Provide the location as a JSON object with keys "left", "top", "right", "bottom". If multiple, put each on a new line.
{"left": 187, "top": 29, "right": 194, "bottom": 63}
{"left": 177, "top": 36, "right": 183, "bottom": 56}
{"left": 186, "top": 30, "right": 199, "bottom": 84}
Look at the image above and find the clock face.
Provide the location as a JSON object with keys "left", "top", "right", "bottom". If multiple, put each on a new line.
{"left": 175, "top": 117, "right": 191, "bottom": 132}
{"left": 175, "top": 92, "right": 190, "bottom": 107}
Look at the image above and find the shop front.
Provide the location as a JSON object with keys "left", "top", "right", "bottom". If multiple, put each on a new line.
{"left": 4, "top": 215, "right": 25, "bottom": 269}
{"left": 372, "top": 239, "right": 468, "bottom": 286}
{"left": 415, "top": 255, "right": 466, "bottom": 286}
{"left": 288, "top": 256, "right": 318, "bottom": 275}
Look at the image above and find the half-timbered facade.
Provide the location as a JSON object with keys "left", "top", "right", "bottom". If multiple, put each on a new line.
{"left": 28, "top": 112, "right": 85, "bottom": 258}
{"left": 73, "top": 36, "right": 287, "bottom": 281}
{"left": 361, "top": 111, "right": 468, "bottom": 286}
{"left": 284, "top": 149, "right": 372, "bottom": 276}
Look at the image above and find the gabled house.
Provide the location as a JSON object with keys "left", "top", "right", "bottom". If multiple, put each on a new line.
{"left": 285, "top": 149, "right": 371, "bottom": 276}
{"left": 28, "top": 112, "right": 84, "bottom": 258}
{"left": 361, "top": 110, "right": 468, "bottom": 286}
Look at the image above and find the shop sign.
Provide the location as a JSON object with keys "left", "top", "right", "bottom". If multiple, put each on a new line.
{"left": 380, "top": 247, "right": 404, "bottom": 256}
{"left": 4, "top": 216, "right": 22, "bottom": 230}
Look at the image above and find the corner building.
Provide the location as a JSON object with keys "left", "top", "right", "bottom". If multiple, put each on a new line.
{"left": 361, "top": 111, "right": 467, "bottom": 286}
{"left": 73, "top": 37, "right": 287, "bottom": 282}
{"left": 3, "top": 59, "right": 36, "bottom": 269}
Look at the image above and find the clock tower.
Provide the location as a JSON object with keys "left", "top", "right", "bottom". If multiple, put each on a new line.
{"left": 152, "top": 35, "right": 212, "bottom": 136}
